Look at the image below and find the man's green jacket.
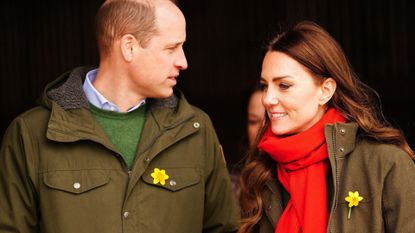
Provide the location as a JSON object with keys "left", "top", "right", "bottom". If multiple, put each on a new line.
{"left": 0, "top": 67, "right": 240, "bottom": 233}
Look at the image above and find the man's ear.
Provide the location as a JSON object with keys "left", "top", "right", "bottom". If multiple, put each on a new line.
{"left": 120, "top": 34, "right": 137, "bottom": 62}
{"left": 319, "top": 78, "right": 336, "bottom": 105}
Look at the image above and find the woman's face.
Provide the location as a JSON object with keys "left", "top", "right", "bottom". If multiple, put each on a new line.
{"left": 247, "top": 91, "right": 265, "bottom": 147}
{"left": 260, "top": 51, "right": 328, "bottom": 136}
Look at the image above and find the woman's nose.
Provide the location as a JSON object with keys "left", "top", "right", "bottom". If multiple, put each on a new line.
{"left": 262, "top": 90, "right": 279, "bottom": 107}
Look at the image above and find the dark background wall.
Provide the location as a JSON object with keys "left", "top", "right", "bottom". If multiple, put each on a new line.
{"left": 1, "top": 0, "right": 414, "bottom": 165}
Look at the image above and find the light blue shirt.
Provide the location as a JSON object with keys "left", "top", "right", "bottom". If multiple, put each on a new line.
{"left": 83, "top": 69, "right": 145, "bottom": 112}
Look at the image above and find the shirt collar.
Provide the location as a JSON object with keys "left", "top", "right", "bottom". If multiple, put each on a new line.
{"left": 82, "top": 68, "right": 146, "bottom": 112}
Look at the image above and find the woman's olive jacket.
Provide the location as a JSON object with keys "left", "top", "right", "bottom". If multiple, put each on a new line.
{"left": 257, "top": 123, "right": 415, "bottom": 233}
{"left": 0, "top": 67, "right": 240, "bottom": 233}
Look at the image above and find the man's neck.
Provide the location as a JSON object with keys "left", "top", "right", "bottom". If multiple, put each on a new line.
{"left": 93, "top": 63, "right": 145, "bottom": 112}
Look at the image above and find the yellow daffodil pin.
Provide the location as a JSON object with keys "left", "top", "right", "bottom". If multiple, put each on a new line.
{"left": 151, "top": 168, "right": 169, "bottom": 185}
{"left": 345, "top": 191, "right": 363, "bottom": 219}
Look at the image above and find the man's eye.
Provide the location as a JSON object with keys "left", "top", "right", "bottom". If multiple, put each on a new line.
{"left": 167, "top": 46, "right": 179, "bottom": 51}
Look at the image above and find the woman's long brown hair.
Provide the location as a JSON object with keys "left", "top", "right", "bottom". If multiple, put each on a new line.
{"left": 238, "top": 21, "right": 414, "bottom": 233}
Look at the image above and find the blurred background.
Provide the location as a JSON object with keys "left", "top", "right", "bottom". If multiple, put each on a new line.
{"left": 1, "top": 0, "right": 414, "bottom": 166}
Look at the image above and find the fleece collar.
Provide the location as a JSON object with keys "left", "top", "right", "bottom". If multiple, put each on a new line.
{"left": 46, "top": 66, "right": 179, "bottom": 111}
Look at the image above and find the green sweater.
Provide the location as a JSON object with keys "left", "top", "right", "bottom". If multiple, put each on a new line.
{"left": 90, "top": 104, "right": 146, "bottom": 169}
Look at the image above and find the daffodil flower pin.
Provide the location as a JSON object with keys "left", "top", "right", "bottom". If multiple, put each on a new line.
{"left": 345, "top": 191, "right": 363, "bottom": 219}
{"left": 151, "top": 168, "right": 169, "bottom": 185}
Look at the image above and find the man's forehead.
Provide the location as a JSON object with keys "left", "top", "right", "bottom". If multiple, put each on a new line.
{"left": 104, "top": 0, "right": 150, "bottom": 3}
{"left": 102, "top": 0, "right": 155, "bottom": 8}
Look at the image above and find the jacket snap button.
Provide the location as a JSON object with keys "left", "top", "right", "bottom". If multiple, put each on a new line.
{"left": 123, "top": 211, "right": 129, "bottom": 219}
{"left": 193, "top": 122, "right": 200, "bottom": 128}
{"left": 339, "top": 147, "right": 345, "bottom": 152}
{"left": 169, "top": 180, "right": 177, "bottom": 186}
{"left": 144, "top": 157, "right": 150, "bottom": 162}
{"left": 340, "top": 128, "right": 346, "bottom": 134}
{"left": 73, "top": 182, "right": 81, "bottom": 189}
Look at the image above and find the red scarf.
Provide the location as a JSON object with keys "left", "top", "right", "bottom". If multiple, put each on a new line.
{"left": 258, "top": 108, "right": 345, "bottom": 233}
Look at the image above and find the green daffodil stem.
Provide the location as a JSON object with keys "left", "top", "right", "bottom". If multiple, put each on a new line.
{"left": 348, "top": 207, "right": 352, "bottom": 219}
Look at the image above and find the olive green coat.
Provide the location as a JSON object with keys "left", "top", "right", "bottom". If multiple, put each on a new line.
{"left": 0, "top": 67, "right": 240, "bottom": 233}
{"left": 257, "top": 123, "right": 415, "bottom": 233}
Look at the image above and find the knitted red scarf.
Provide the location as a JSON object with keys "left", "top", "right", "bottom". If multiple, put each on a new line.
{"left": 258, "top": 108, "right": 345, "bottom": 233}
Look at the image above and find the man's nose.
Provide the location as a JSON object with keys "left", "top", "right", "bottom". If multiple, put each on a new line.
{"left": 175, "top": 47, "right": 188, "bottom": 70}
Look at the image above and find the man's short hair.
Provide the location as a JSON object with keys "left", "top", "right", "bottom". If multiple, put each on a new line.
{"left": 95, "top": 0, "right": 157, "bottom": 57}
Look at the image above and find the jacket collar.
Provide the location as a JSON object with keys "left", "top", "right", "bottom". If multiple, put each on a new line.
{"left": 45, "top": 67, "right": 180, "bottom": 112}
{"left": 324, "top": 122, "right": 359, "bottom": 159}
{"left": 44, "top": 67, "right": 195, "bottom": 146}
{"left": 46, "top": 67, "right": 90, "bottom": 110}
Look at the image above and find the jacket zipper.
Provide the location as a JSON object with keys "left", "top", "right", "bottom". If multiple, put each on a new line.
{"left": 278, "top": 200, "right": 284, "bottom": 212}
{"left": 117, "top": 115, "right": 193, "bottom": 176}
{"left": 140, "top": 115, "right": 193, "bottom": 154}
{"left": 131, "top": 114, "right": 194, "bottom": 170}
{"left": 119, "top": 113, "right": 194, "bottom": 180}
{"left": 329, "top": 127, "right": 339, "bottom": 233}
{"left": 113, "top": 153, "right": 131, "bottom": 176}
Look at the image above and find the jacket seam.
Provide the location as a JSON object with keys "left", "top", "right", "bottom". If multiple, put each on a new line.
{"left": 381, "top": 160, "right": 395, "bottom": 231}
{"left": 18, "top": 116, "right": 40, "bottom": 201}
{"left": 38, "top": 168, "right": 122, "bottom": 174}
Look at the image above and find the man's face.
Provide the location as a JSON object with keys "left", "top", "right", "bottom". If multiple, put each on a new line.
{"left": 130, "top": 1, "right": 188, "bottom": 99}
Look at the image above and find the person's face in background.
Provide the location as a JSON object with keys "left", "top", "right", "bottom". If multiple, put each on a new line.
{"left": 247, "top": 90, "right": 265, "bottom": 147}
{"left": 261, "top": 51, "right": 329, "bottom": 136}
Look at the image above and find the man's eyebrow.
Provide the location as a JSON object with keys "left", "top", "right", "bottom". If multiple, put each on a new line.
{"left": 165, "top": 41, "right": 185, "bottom": 47}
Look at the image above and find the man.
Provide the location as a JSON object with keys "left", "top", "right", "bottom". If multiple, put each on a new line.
{"left": 0, "top": 0, "right": 240, "bottom": 232}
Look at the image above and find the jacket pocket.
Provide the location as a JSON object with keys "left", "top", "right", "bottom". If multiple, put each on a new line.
{"left": 336, "top": 191, "right": 384, "bottom": 233}
{"left": 43, "top": 170, "right": 110, "bottom": 194}
{"left": 141, "top": 167, "right": 200, "bottom": 191}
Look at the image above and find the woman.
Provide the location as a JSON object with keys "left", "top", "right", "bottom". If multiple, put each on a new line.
{"left": 239, "top": 21, "right": 415, "bottom": 233}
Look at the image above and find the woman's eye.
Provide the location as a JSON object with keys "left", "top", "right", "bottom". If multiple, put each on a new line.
{"left": 259, "top": 83, "right": 268, "bottom": 91}
{"left": 248, "top": 119, "right": 260, "bottom": 125}
{"left": 279, "top": 83, "right": 291, "bottom": 90}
